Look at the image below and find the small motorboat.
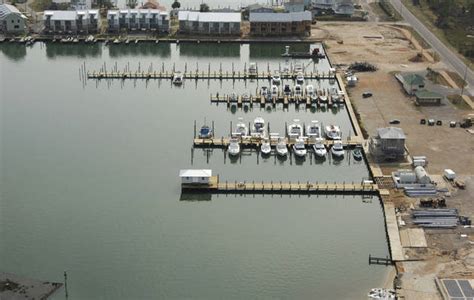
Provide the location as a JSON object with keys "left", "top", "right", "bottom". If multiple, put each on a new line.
{"left": 331, "top": 141, "right": 344, "bottom": 158}
{"left": 293, "top": 138, "right": 307, "bottom": 158}
{"left": 172, "top": 72, "right": 183, "bottom": 85}
{"left": 271, "top": 85, "right": 279, "bottom": 97}
{"left": 296, "top": 72, "right": 304, "bottom": 84}
{"left": 311, "top": 93, "right": 318, "bottom": 103}
{"left": 233, "top": 118, "right": 248, "bottom": 137}
{"left": 294, "top": 84, "right": 303, "bottom": 97}
{"left": 260, "top": 86, "right": 268, "bottom": 97}
{"left": 228, "top": 138, "right": 240, "bottom": 156}
{"left": 352, "top": 148, "right": 363, "bottom": 160}
{"left": 306, "top": 84, "right": 314, "bottom": 96}
{"left": 125, "top": 39, "right": 130, "bottom": 44}
{"left": 199, "top": 124, "right": 213, "bottom": 139}
{"left": 271, "top": 72, "right": 281, "bottom": 85}
{"left": 249, "top": 62, "right": 257, "bottom": 76}
{"left": 288, "top": 119, "right": 303, "bottom": 138}
{"left": 313, "top": 138, "right": 327, "bottom": 157}
{"left": 276, "top": 139, "right": 288, "bottom": 157}
{"left": 319, "top": 89, "right": 328, "bottom": 103}
{"left": 260, "top": 139, "right": 271, "bottom": 156}
{"left": 325, "top": 124, "right": 341, "bottom": 140}
{"left": 306, "top": 120, "right": 321, "bottom": 138}
{"left": 113, "top": 38, "right": 121, "bottom": 44}
{"left": 252, "top": 116, "right": 266, "bottom": 138}
{"left": 283, "top": 84, "right": 292, "bottom": 96}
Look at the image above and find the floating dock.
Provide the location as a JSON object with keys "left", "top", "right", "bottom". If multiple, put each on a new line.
{"left": 182, "top": 176, "right": 378, "bottom": 194}
{"left": 193, "top": 137, "right": 362, "bottom": 148}
{"left": 210, "top": 93, "right": 341, "bottom": 107}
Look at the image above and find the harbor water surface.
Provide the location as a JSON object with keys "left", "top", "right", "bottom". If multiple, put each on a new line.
{"left": 0, "top": 42, "right": 389, "bottom": 299}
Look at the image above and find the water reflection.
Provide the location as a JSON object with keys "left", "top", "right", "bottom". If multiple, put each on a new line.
{"left": 178, "top": 43, "right": 240, "bottom": 58}
{"left": 0, "top": 44, "right": 27, "bottom": 61}
{"left": 179, "top": 192, "right": 212, "bottom": 201}
{"left": 45, "top": 43, "right": 102, "bottom": 58}
{"left": 249, "top": 43, "right": 309, "bottom": 58}
{"left": 108, "top": 43, "right": 171, "bottom": 58}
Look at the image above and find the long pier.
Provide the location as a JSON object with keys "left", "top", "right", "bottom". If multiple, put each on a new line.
{"left": 193, "top": 137, "right": 362, "bottom": 148}
{"left": 210, "top": 93, "right": 342, "bottom": 107}
{"left": 182, "top": 176, "right": 378, "bottom": 195}
{"left": 87, "top": 70, "right": 336, "bottom": 81}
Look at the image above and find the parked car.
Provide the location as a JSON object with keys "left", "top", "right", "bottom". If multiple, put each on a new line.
{"left": 389, "top": 119, "right": 400, "bottom": 124}
{"left": 362, "top": 91, "right": 373, "bottom": 98}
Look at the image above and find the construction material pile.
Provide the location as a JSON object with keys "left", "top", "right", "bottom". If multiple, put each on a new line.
{"left": 412, "top": 209, "right": 458, "bottom": 228}
{"left": 348, "top": 62, "right": 378, "bottom": 72}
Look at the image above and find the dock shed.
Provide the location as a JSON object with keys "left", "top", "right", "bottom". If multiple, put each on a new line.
{"left": 179, "top": 169, "right": 212, "bottom": 185}
{"left": 0, "top": 4, "right": 27, "bottom": 34}
{"left": 369, "top": 127, "right": 406, "bottom": 161}
{"left": 414, "top": 90, "right": 443, "bottom": 106}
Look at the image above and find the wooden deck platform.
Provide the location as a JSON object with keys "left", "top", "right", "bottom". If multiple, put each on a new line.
{"left": 384, "top": 202, "right": 405, "bottom": 261}
{"left": 182, "top": 176, "right": 378, "bottom": 194}
{"left": 87, "top": 70, "right": 336, "bottom": 81}
{"left": 193, "top": 137, "right": 363, "bottom": 148}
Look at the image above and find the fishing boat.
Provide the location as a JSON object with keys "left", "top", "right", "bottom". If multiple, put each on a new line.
{"left": 293, "top": 138, "right": 307, "bottom": 158}
{"left": 353, "top": 148, "right": 363, "bottom": 160}
{"left": 319, "top": 89, "right": 328, "bottom": 103}
{"left": 313, "top": 138, "right": 327, "bottom": 157}
{"left": 276, "top": 139, "right": 288, "bottom": 157}
{"left": 296, "top": 72, "right": 305, "bottom": 84}
{"left": 233, "top": 118, "right": 248, "bottom": 137}
{"left": 172, "top": 72, "right": 183, "bottom": 85}
{"left": 271, "top": 72, "right": 281, "bottom": 85}
{"left": 260, "top": 86, "right": 268, "bottom": 97}
{"left": 228, "top": 138, "right": 240, "bottom": 156}
{"left": 325, "top": 124, "right": 342, "bottom": 140}
{"left": 288, "top": 119, "right": 303, "bottom": 138}
{"left": 283, "top": 84, "right": 292, "bottom": 96}
{"left": 260, "top": 139, "right": 271, "bottom": 156}
{"left": 271, "top": 85, "right": 279, "bottom": 97}
{"left": 294, "top": 84, "right": 303, "bottom": 97}
{"left": 331, "top": 140, "right": 344, "bottom": 158}
{"left": 306, "top": 120, "right": 322, "bottom": 138}
{"left": 252, "top": 116, "right": 266, "bottom": 137}
{"left": 199, "top": 124, "right": 213, "bottom": 139}
{"left": 306, "top": 84, "right": 315, "bottom": 96}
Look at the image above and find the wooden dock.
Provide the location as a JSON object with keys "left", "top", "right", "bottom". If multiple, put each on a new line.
{"left": 87, "top": 70, "right": 336, "bottom": 81}
{"left": 182, "top": 176, "right": 378, "bottom": 194}
{"left": 193, "top": 137, "right": 362, "bottom": 148}
{"left": 210, "top": 93, "right": 342, "bottom": 107}
{"left": 383, "top": 202, "right": 405, "bottom": 262}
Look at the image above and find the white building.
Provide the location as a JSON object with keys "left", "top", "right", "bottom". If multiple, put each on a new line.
{"left": 0, "top": 4, "right": 27, "bottom": 34}
{"left": 178, "top": 11, "right": 241, "bottom": 35}
{"left": 179, "top": 169, "right": 212, "bottom": 185}
{"left": 107, "top": 9, "right": 169, "bottom": 32}
{"left": 43, "top": 10, "right": 99, "bottom": 34}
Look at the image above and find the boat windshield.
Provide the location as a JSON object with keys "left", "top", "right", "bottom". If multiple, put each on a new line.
{"left": 200, "top": 127, "right": 210, "bottom": 135}
{"left": 295, "top": 143, "right": 305, "bottom": 150}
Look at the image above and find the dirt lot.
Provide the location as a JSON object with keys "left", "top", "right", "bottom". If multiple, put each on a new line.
{"left": 315, "top": 22, "right": 474, "bottom": 175}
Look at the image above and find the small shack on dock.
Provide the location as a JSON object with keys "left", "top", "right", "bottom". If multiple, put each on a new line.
{"left": 179, "top": 169, "right": 212, "bottom": 185}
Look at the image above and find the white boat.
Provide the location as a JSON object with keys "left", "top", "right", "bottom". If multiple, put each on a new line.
{"left": 260, "top": 139, "right": 271, "bottom": 156}
{"left": 293, "top": 63, "right": 303, "bottom": 73}
{"left": 276, "top": 139, "right": 288, "bottom": 157}
{"left": 283, "top": 84, "right": 292, "bottom": 96}
{"left": 271, "top": 72, "right": 281, "bottom": 85}
{"left": 249, "top": 62, "right": 257, "bottom": 76}
{"left": 260, "top": 86, "right": 268, "bottom": 97}
{"left": 306, "top": 84, "right": 314, "bottom": 96}
{"left": 296, "top": 72, "right": 305, "bottom": 84}
{"left": 271, "top": 85, "right": 279, "bottom": 97}
{"left": 294, "top": 84, "right": 303, "bottom": 97}
{"left": 113, "top": 38, "right": 120, "bottom": 44}
{"left": 252, "top": 116, "right": 266, "bottom": 137}
{"left": 199, "top": 124, "right": 212, "bottom": 139}
{"left": 233, "top": 118, "right": 248, "bottom": 137}
{"left": 368, "top": 288, "right": 396, "bottom": 299}
{"left": 306, "top": 120, "right": 322, "bottom": 138}
{"left": 319, "top": 89, "right": 328, "bottom": 103}
{"left": 331, "top": 140, "right": 344, "bottom": 157}
{"left": 293, "top": 138, "right": 307, "bottom": 158}
{"left": 325, "top": 124, "right": 342, "bottom": 140}
{"left": 313, "top": 138, "right": 327, "bottom": 157}
{"left": 288, "top": 119, "right": 303, "bottom": 138}
{"left": 228, "top": 139, "right": 240, "bottom": 156}
{"left": 172, "top": 72, "right": 183, "bottom": 85}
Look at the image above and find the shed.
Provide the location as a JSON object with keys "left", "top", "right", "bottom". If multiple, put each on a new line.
{"left": 179, "top": 169, "right": 212, "bottom": 184}
{"left": 0, "top": 4, "right": 27, "bottom": 33}
{"left": 414, "top": 166, "right": 431, "bottom": 184}
{"left": 414, "top": 90, "right": 443, "bottom": 106}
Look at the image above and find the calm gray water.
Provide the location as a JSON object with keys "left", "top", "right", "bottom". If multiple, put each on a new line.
{"left": 0, "top": 42, "right": 389, "bottom": 299}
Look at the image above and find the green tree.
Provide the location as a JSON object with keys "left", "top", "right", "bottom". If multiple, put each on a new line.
{"left": 127, "top": 0, "right": 137, "bottom": 8}
{"left": 200, "top": 3, "right": 210, "bottom": 12}
{"left": 172, "top": 0, "right": 181, "bottom": 9}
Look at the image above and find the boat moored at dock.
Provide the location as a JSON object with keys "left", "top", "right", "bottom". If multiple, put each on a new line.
{"left": 331, "top": 140, "right": 345, "bottom": 158}
{"left": 228, "top": 138, "right": 240, "bottom": 156}
{"left": 306, "top": 120, "right": 322, "bottom": 139}
{"left": 313, "top": 138, "right": 327, "bottom": 157}
{"left": 293, "top": 138, "right": 307, "bottom": 158}
{"left": 325, "top": 124, "right": 342, "bottom": 140}
{"left": 288, "top": 119, "right": 303, "bottom": 138}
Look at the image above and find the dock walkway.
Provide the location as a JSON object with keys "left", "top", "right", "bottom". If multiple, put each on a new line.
{"left": 193, "top": 137, "right": 362, "bottom": 148}
{"left": 384, "top": 202, "right": 405, "bottom": 261}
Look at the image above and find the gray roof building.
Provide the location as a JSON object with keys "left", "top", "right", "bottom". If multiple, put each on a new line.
{"left": 249, "top": 11, "right": 312, "bottom": 22}
{"left": 370, "top": 127, "right": 406, "bottom": 161}
{"left": 0, "top": 4, "right": 27, "bottom": 33}
{"left": 377, "top": 127, "right": 406, "bottom": 139}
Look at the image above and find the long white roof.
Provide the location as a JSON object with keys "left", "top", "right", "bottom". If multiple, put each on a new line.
{"left": 178, "top": 11, "right": 241, "bottom": 23}
{"left": 179, "top": 169, "right": 212, "bottom": 177}
{"left": 249, "top": 11, "right": 311, "bottom": 22}
{"left": 0, "top": 4, "right": 27, "bottom": 20}
{"left": 44, "top": 10, "right": 98, "bottom": 20}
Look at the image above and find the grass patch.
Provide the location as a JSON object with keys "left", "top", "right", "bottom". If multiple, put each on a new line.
{"left": 31, "top": 0, "right": 51, "bottom": 11}
{"left": 448, "top": 94, "right": 472, "bottom": 110}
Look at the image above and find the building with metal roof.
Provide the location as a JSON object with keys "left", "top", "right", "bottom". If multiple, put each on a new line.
{"left": 414, "top": 90, "right": 443, "bottom": 106}
{"left": 370, "top": 127, "right": 406, "bottom": 161}
{"left": 0, "top": 4, "right": 27, "bottom": 34}
{"left": 249, "top": 11, "right": 312, "bottom": 36}
{"left": 396, "top": 73, "right": 426, "bottom": 95}
{"left": 107, "top": 9, "right": 169, "bottom": 32}
{"left": 179, "top": 169, "right": 212, "bottom": 184}
{"left": 43, "top": 10, "right": 99, "bottom": 34}
{"left": 178, "top": 11, "right": 241, "bottom": 35}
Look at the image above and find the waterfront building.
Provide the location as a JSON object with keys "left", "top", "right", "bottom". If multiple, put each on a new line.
{"left": 43, "top": 10, "right": 99, "bottom": 34}
{"left": 414, "top": 90, "right": 443, "bottom": 106}
{"left": 369, "top": 127, "right": 406, "bottom": 161}
{"left": 107, "top": 9, "right": 169, "bottom": 32}
{"left": 0, "top": 4, "right": 27, "bottom": 34}
{"left": 249, "top": 11, "right": 311, "bottom": 36}
{"left": 178, "top": 11, "right": 241, "bottom": 35}
{"left": 179, "top": 169, "right": 212, "bottom": 185}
